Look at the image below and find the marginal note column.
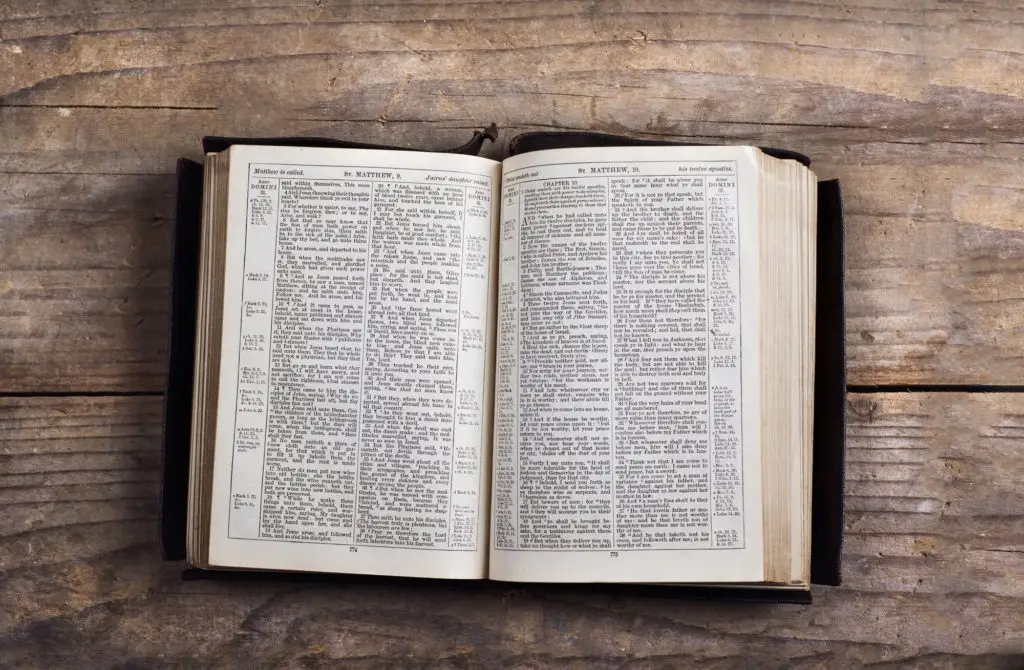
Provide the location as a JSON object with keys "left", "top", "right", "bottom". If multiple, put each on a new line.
{"left": 226, "top": 171, "right": 279, "bottom": 539}
{"left": 493, "top": 182, "right": 521, "bottom": 550}
{"left": 450, "top": 183, "right": 492, "bottom": 549}
{"left": 707, "top": 171, "right": 744, "bottom": 548}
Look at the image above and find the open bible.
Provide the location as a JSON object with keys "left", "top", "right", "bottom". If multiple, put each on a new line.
{"left": 166, "top": 132, "right": 845, "bottom": 597}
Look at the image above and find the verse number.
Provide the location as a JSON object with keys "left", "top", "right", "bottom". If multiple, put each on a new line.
{"left": 609, "top": 551, "right": 619, "bottom": 558}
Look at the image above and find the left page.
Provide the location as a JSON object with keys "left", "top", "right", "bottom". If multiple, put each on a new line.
{"left": 207, "top": 145, "right": 501, "bottom": 579}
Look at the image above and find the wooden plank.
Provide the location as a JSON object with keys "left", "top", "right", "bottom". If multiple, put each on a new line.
{"left": 0, "top": 1, "right": 1020, "bottom": 117}
{"left": 1, "top": 1, "right": 1022, "bottom": 391}
{"left": 0, "top": 173, "right": 173, "bottom": 393}
{"left": 0, "top": 393, "right": 1021, "bottom": 665}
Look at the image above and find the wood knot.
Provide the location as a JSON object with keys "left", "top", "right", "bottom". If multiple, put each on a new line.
{"left": 848, "top": 398, "right": 879, "bottom": 422}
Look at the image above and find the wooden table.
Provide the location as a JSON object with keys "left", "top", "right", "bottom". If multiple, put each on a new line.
{"left": 2, "top": 1, "right": 1022, "bottom": 666}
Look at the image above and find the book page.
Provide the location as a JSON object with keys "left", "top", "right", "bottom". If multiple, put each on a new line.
{"left": 207, "top": 145, "right": 501, "bottom": 579}
{"left": 490, "top": 145, "right": 763, "bottom": 582}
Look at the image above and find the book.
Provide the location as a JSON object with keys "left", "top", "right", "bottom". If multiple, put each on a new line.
{"left": 162, "top": 129, "right": 845, "bottom": 600}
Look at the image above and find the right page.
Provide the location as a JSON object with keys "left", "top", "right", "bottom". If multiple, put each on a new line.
{"left": 490, "top": 145, "right": 764, "bottom": 583}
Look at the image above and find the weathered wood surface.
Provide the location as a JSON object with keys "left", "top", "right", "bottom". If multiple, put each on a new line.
{"left": 0, "top": 393, "right": 1021, "bottom": 666}
{"left": 2, "top": 1, "right": 1024, "bottom": 666}
{"left": 1, "top": 0, "right": 1024, "bottom": 390}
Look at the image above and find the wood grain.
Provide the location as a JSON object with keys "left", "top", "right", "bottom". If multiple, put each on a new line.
{"left": 1, "top": 0, "right": 1023, "bottom": 390}
{"left": 0, "top": 172, "right": 173, "bottom": 392}
{"left": 3, "top": 1, "right": 1024, "bottom": 666}
{"left": 0, "top": 393, "right": 1021, "bottom": 666}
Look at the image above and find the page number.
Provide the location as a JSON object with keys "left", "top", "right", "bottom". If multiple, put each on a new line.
{"left": 609, "top": 551, "right": 619, "bottom": 558}
{"left": 349, "top": 546, "right": 358, "bottom": 553}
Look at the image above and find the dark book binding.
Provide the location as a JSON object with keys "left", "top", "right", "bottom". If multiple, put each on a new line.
{"left": 161, "top": 130, "right": 844, "bottom": 604}
{"left": 200, "top": 123, "right": 498, "bottom": 156}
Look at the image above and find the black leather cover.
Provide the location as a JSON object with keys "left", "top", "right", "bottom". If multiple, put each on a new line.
{"left": 161, "top": 129, "right": 843, "bottom": 602}
{"left": 176, "top": 568, "right": 812, "bottom": 604}
{"left": 161, "top": 158, "right": 204, "bottom": 560}
{"left": 811, "top": 179, "right": 845, "bottom": 586}
{"left": 202, "top": 123, "right": 498, "bottom": 155}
